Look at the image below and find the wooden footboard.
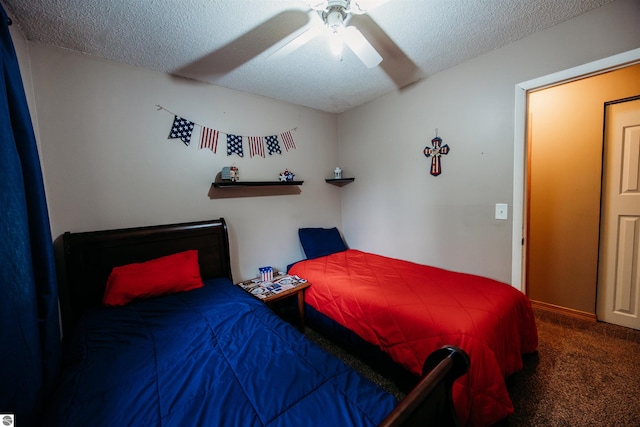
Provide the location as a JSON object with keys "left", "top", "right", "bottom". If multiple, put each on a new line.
{"left": 378, "top": 346, "right": 470, "bottom": 427}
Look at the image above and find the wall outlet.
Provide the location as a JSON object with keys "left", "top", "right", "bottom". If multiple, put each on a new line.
{"left": 495, "top": 203, "right": 508, "bottom": 220}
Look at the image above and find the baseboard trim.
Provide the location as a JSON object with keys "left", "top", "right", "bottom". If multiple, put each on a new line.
{"left": 530, "top": 300, "right": 597, "bottom": 322}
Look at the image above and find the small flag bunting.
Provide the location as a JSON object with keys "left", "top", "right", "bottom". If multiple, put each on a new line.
{"left": 249, "top": 136, "right": 265, "bottom": 158}
{"left": 200, "top": 127, "right": 219, "bottom": 153}
{"left": 227, "top": 134, "right": 244, "bottom": 157}
{"left": 266, "top": 135, "right": 282, "bottom": 155}
{"left": 281, "top": 130, "right": 296, "bottom": 151}
{"left": 169, "top": 116, "right": 195, "bottom": 145}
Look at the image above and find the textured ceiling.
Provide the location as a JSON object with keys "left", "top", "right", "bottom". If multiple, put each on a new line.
{"left": 4, "top": 0, "right": 614, "bottom": 113}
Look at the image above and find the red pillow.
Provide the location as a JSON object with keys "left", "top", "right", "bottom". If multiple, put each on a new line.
{"left": 103, "top": 250, "right": 204, "bottom": 306}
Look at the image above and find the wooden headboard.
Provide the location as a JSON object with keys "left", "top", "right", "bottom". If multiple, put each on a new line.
{"left": 57, "top": 218, "right": 232, "bottom": 336}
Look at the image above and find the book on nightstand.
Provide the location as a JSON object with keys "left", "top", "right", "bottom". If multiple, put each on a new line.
{"left": 236, "top": 274, "right": 307, "bottom": 300}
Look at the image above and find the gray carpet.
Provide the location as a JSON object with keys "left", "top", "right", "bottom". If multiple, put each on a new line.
{"left": 305, "top": 308, "right": 640, "bottom": 426}
{"left": 504, "top": 309, "right": 640, "bottom": 426}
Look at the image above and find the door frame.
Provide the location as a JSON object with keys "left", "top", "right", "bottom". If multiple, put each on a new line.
{"left": 511, "top": 48, "right": 640, "bottom": 293}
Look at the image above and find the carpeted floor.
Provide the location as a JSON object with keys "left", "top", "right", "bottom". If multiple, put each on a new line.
{"left": 504, "top": 309, "right": 640, "bottom": 426}
{"left": 305, "top": 308, "right": 640, "bottom": 426}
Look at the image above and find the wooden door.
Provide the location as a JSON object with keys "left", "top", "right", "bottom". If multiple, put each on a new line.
{"left": 597, "top": 98, "right": 640, "bottom": 330}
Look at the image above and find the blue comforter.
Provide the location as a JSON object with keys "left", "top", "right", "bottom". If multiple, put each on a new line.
{"left": 43, "top": 278, "right": 396, "bottom": 426}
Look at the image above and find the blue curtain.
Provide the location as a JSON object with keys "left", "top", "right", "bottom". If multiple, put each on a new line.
{"left": 0, "top": 6, "right": 61, "bottom": 426}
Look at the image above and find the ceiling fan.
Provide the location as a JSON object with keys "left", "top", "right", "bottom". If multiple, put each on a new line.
{"left": 270, "top": 0, "right": 391, "bottom": 68}
{"left": 177, "top": 0, "right": 418, "bottom": 91}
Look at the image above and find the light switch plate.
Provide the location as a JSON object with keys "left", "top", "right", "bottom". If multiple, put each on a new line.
{"left": 495, "top": 203, "right": 508, "bottom": 220}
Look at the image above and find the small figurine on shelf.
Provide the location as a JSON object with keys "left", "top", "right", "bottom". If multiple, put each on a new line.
{"left": 279, "top": 169, "right": 295, "bottom": 182}
{"left": 334, "top": 167, "right": 342, "bottom": 179}
{"left": 221, "top": 165, "right": 239, "bottom": 182}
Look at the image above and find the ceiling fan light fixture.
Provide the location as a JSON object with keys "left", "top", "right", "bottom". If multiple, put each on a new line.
{"left": 329, "top": 31, "right": 344, "bottom": 57}
{"left": 323, "top": 7, "right": 346, "bottom": 57}
{"left": 323, "top": 7, "right": 346, "bottom": 32}
{"left": 278, "top": 0, "right": 383, "bottom": 67}
{"left": 307, "top": 0, "right": 389, "bottom": 16}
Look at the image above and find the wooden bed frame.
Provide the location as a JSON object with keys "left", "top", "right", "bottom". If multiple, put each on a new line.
{"left": 380, "top": 345, "right": 470, "bottom": 427}
{"left": 56, "top": 218, "right": 232, "bottom": 335}
{"left": 55, "top": 218, "right": 470, "bottom": 427}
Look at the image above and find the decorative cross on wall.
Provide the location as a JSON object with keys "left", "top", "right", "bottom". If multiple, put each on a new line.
{"left": 423, "top": 136, "right": 450, "bottom": 176}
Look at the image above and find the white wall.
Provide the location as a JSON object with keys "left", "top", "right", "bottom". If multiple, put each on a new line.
{"left": 15, "top": 0, "right": 640, "bottom": 286}
{"left": 338, "top": 0, "right": 640, "bottom": 284}
{"left": 28, "top": 44, "right": 342, "bottom": 281}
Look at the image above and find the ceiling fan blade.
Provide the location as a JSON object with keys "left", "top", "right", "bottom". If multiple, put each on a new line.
{"left": 174, "top": 10, "right": 309, "bottom": 78}
{"left": 269, "top": 24, "right": 323, "bottom": 60}
{"left": 350, "top": 14, "right": 421, "bottom": 88}
{"left": 269, "top": 10, "right": 324, "bottom": 60}
{"left": 343, "top": 26, "right": 382, "bottom": 68}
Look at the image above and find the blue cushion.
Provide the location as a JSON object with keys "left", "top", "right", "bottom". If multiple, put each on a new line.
{"left": 298, "top": 227, "right": 347, "bottom": 259}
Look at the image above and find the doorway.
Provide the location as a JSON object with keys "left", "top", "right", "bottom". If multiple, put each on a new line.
{"left": 524, "top": 66, "right": 640, "bottom": 318}
{"left": 511, "top": 49, "right": 640, "bottom": 318}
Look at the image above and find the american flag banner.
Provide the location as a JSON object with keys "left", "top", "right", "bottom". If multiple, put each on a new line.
{"left": 248, "top": 136, "right": 265, "bottom": 158}
{"left": 168, "top": 116, "right": 195, "bottom": 145}
{"left": 227, "top": 134, "right": 244, "bottom": 157}
{"left": 265, "top": 135, "right": 282, "bottom": 155}
{"left": 280, "top": 131, "right": 296, "bottom": 151}
{"left": 157, "top": 106, "right": 300, "bottom": 159}
{"left": 199, "top": 127, "right": 219, "bottom": 153}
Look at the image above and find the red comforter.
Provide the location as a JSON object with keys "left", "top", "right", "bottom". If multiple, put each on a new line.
{"left": 289, "top": 250, "right": 538, "bottom": 427}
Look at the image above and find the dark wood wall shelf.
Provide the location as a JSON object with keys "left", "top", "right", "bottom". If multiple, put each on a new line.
{"left": 209, "top": 179, "right": 303, "bottom": 199}
{"left": 213, "top": 181, "right": 303, "bottom": 188}
{"left": 325, "top": 178, "right": 355, "bottom": 187}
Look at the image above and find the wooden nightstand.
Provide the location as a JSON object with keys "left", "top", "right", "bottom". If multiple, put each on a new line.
{"left": 236, "top": 274, "right": 311, "bottom": 332}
